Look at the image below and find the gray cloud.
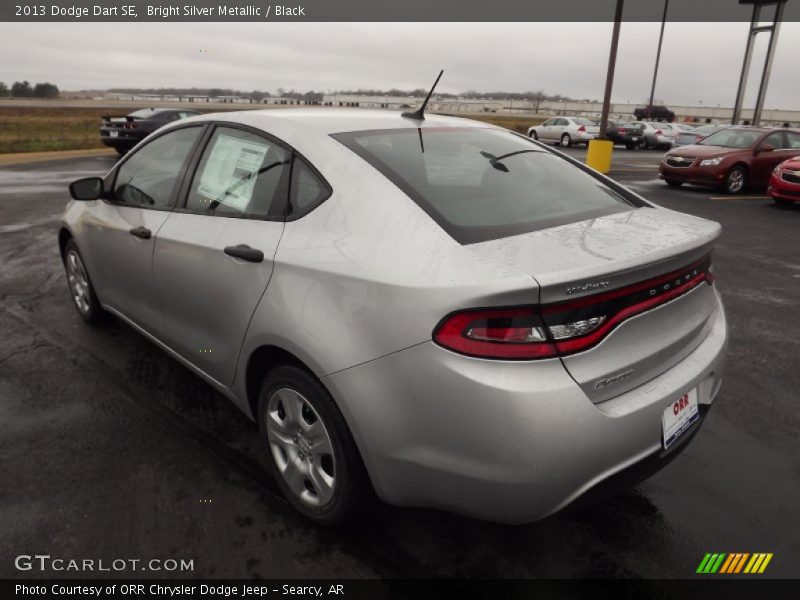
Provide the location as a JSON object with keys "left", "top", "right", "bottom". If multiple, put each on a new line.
{"left": 1, "top": 21, "right": 798, "bottom": 109}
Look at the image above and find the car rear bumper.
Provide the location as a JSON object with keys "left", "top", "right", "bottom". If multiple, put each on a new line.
{"left": 323, "top": 295, "right": 727, "bottom": 524}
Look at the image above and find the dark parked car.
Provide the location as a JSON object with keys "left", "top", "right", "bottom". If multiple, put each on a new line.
{"left": 672, "top": 124, "right": 729, "bottom": 148}
{"left": 604, "top": 120, "right": 645, "bottom": 149}
{"left": 659, "top": 127, "right": 800, "bottom": 194}
{"left": 634, "top": 105, "right": 675, "bottom": 122}
{"left": 100, "top": 108, "right": 201, "bottom": 154}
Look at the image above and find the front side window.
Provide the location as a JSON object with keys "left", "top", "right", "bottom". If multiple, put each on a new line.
{"left": 113, "top": 126, "right": 201, "bottom": 209}
{"left": 186, "top": 127, "right": 290, "bottom": 218}
{"left": 334, "top": 127, "right": 635, "bottom": 244}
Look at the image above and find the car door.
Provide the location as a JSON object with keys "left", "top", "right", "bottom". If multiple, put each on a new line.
{"left": 152, "top": 124, "right": 293, "bottom": 386}
{"left": 752, "top": 132, "right": 791, "bottom": 185}
{"left": 539, "top": 118, "right": 556, "bottom": 140}
{"left": 84, "top": 125, "right": 204, "bottom": 334}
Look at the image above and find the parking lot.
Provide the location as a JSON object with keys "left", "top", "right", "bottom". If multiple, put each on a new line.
{"left": 1, "top": 147, "right": 799, "bottom": 579}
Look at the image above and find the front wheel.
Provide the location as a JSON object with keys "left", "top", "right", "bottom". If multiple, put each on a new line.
{"left": 723, "top": 166, "right": 747, "bottom": 194}
{"left": 258, "top": 365, "right": 368, "bottom": 525}
{"left": 529, "top": 130, "right": 538, "bottom": 140}
{"left": 665, "top": 179, "right": 683, "bottom": 187}
{"left": 560, "top": 133, "right": 572, "bottom": 148}
{"left": 63, "top": 240, "right": 106, "bottom": 324}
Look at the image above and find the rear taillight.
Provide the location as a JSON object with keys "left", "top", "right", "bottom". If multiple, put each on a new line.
{"left": 124, "top": 123, "right": 138, "bottom": 129}
{"left": 618, "top": 128, "right": 628, "bottom": 133}
{"left": 695, "top": 136, "right": 703, "bottom": 142}
{"left": 656, "top": 129, "right": 663, "bottom": 136}
{"left": 577, "top": 125, "right": 587, "bottom": 132}
{"left": 434, "top": 256, "right": 714, "bottom": 360}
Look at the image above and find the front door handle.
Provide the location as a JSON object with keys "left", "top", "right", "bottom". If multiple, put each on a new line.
{"left": 129, "top": 226, "right": 152, "bottom": 240}
{"left": 224, "top": 244, "right": 264, "bottom": 263}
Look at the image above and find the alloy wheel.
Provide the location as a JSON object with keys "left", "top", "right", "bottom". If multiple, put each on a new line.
{"left": 265, "top": 387, "right": 336, "bottom": 507}
{"left": 66, "top": 250, "right": 91, "bottom": 315}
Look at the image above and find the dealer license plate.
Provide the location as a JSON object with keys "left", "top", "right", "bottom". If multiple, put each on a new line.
{"left": 662, "top": 388, "right": 699, "bottom": 449}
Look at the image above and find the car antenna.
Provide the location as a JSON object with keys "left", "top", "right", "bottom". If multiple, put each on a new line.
{"left": 402, "top": 69, "right": 444, "bottom": 121}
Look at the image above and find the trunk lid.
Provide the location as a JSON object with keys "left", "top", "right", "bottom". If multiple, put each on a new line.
{"left": 468, "top": 207, "right": 722, "bottom": 402}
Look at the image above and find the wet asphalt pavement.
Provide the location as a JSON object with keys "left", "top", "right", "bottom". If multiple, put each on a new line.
{"left": 1, "top": 148, "right": 798, "bottom": 579}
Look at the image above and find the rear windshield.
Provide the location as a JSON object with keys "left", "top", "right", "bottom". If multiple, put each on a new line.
{"left": 128, "top": 108, "right": 163, "bottom": 119}
{"left": 574, "top": 118, "right": 595, "bottom": 126}
{"left": 699, "top": 129, "right": 760, "bottom": 148}
{"left": 333, "top": 127, "right": 635, "bottom": 244}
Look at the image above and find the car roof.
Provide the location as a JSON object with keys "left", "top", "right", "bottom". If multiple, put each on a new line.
{"left": 186, "top": 108, "right": 496, "bottom": 135}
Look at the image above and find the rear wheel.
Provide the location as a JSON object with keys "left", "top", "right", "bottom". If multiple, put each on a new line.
{"left": 625, "top": 142, "right": 636, "bottom": 150}
{"left": 639, "top": 138, "right": 650, "bottom": 150}
{"left": 665, "top": 179, "right": 683, "bottom": 187}
{"left": 560, "top": 133, "right": 572, "bottom": 148}
{"left": 529, "top": 130, "right": 538, "bottom": 140}
{"left": 63, "top": 240, "right": 106, "bottom": 324}
{"left": 723, "top": 166, "right": 747, "bottom": 194}
{"left": 258, "top": 365, "right": 368, "bottom": 525}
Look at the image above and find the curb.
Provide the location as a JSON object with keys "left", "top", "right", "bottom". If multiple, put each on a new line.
{"left": 0, "top": 148, "right": 116, "bottom": 167}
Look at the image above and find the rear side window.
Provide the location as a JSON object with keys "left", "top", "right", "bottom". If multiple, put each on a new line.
{"left": 113, "top": 126, "right": 201, "bottom": 209}
{"left": 289, "top": 157, "right": 331, "bottom": 218}
{"left": 334, "top": 127, "right": 634, "bottom": 244}
{"left": 186, "top": 127, "right": 290, "bottom": 219}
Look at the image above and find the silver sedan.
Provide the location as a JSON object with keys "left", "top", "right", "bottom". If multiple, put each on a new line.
{"left": 60, "top": 109, "right": 727, "bottom": 525}
{"left": 527, "top": 116, "right": 600, "bottom": 147}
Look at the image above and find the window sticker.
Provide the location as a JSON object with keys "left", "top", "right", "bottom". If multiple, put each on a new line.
{"left": 198, "top": 134, "right": 269, "bottom": 211}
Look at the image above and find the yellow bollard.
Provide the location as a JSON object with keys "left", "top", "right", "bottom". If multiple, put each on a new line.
{"left": 586, "top": 139, "right": 614, "bottom": 174}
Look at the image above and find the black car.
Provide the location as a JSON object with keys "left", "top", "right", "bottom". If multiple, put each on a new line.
{"left": 100, "top": 108, "right": 201, "bottom": 154}
{"left": 604, "top": 120, "right": 646, "bottom": 149}
{"left": 633, "top": 105, "right": 675, "bottom": 122}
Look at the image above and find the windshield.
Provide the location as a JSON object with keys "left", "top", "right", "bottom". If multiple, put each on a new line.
{"left": 699, "top": 129, "right": 760, "bottom": 148}
{"left": 333, "top": 127, "right": 635, "bottom": 244}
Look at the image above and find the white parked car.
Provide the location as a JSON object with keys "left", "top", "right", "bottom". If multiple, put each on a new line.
{"left": 641, "top": 122, "right": 680, "bottom": 150}
{"left": 528, "top": 116, "right": 599, "bottom": 147}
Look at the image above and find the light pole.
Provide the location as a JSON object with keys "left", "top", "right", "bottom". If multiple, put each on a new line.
{"left": 646, "top": 0, "right": 670, "bottom": 120}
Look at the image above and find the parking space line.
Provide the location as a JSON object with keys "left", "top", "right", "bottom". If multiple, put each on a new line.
{"left": 709, "top": 195, "right": 770, "bottom": 201}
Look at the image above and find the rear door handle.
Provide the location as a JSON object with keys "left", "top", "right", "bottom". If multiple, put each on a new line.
{"left": 224, "top": 244, "right": 264, "bottom": 263}
{"left": 129, "top": 226, "right": 152, "bottom": 240}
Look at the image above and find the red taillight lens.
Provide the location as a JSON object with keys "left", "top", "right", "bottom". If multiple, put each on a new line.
{"left": 695, "top": 136, "right": 703, "bottom": 142}
{"left": 433, "top": 307, "right": 557, "bottom": 359}
{"left": 618, "top": 128, "right": 628, "bottom": 133}
{"left": 434, "top": 256, "right": 714, "bottom": 360}
{"left": 656, "top": 129, "right": 663, "bottom": 136}
{"left": 577, "top": 125, "right": 587, "bottom": 132}
{"left": 124, "top": 122, "right": 138, "bottom": 129}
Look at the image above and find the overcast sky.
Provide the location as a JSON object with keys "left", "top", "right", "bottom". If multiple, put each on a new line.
{"left": 1, "top": 21, "right": 799, "bottom": 109}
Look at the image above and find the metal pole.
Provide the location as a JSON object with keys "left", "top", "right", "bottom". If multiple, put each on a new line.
{"left": 752, "top": 0, "right": 785, "bottom": 126}
{"left": 599, "top": 0, "right": 624, "bottom": 139}
{"left": 732, "top": 3, "right": 760, "bottom": 125}
{"left": 646, "top": 0, "right": 669, "bottom": 120}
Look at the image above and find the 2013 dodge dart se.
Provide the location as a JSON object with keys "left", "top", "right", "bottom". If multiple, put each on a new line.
{"left": 59, "top": 109, "right": 727, "bottom": 525}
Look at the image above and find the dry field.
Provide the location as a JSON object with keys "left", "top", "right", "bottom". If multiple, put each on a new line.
{"left": 0, "top": 106, "right": 548, "bottom": 154}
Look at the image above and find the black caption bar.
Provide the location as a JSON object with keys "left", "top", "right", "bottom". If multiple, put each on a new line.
{"left": 3, "top": 579, "right": 798, "bottom": 600}
{"left": 2, "top": 0, "right": 800, "bottom": 22}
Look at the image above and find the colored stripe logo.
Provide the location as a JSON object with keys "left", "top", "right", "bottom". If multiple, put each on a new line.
{"left": 696, "top": 552, "right": 773, "bottom": 574}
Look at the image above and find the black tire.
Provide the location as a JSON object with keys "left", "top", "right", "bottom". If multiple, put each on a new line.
{"left": 62, "top": 239, "right": 106, "bottom": 324}
{"left": 625, "top": 142, "right": 636, "bottom": 150}
{"left": 529, "top": 130, "right": 538, "bottom": 140}
{"left": 723, "top": 166, "right": 748, "bottom": 194}
{"left": 639, "top": 138, "right": 650, "bottom": 150}
{"left": 665, "top": 179, "right": 683, "bottom": 187}
{"left": 257, "top": 365, "right": 368, "bottom": 526}
{"left": 560, "top": 133, "right": 572, "bottom": 148}
{"left": 115, "top": 147, "right": 127, "bottom": 156}
{"left": 773, "top": 197, "right": 794, "bottom": 207}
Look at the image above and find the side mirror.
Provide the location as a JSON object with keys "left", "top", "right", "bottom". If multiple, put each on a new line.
{"left": 756, "top": 143, "right": 775, "bottom": 154}
{"left": 69, "top": 177, "right": 104, "bottom": 201}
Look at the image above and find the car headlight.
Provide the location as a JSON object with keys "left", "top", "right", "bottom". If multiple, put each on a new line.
{"left": 700, "top": 157, "right": 724, "bottom": 166}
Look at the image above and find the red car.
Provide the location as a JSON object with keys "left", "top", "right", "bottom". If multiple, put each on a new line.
{"left": 768, "top": 156, "right": 800, "bottom": 205}
{"left": 659, "top": 127, "right": 800, "bottom": 194}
